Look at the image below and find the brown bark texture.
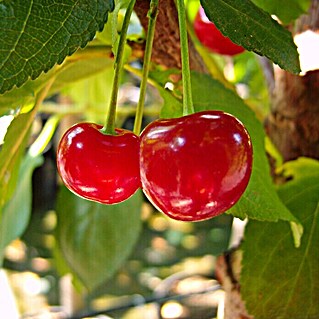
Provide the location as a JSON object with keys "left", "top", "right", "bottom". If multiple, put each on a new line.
{"left": 134, "top": 0, "right": 207, "bottom": 73}
{"left": 265, "top": 0, "right": 319, "bottom": 161}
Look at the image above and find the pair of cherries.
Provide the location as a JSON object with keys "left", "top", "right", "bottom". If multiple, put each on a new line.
{"left": 57, "top": 111, "right": 253, "bottom": 221}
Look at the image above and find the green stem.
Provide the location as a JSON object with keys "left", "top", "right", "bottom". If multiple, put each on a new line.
{"left": 101, "top": 0, "right": 137, "bottom": 135}
{"left": 133, "top": 0, "right": 159, "bottom": 135}
{"left": 176, "top": 0, "right": 194, "bottom": 116}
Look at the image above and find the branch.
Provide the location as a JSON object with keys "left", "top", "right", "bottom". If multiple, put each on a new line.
{"left": 134, "top": 0, "right": 207, "bottom": 73}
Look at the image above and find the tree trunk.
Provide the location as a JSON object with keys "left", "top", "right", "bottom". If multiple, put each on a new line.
{"left": 265, "top": 0, "right": 319, "bottom": 161}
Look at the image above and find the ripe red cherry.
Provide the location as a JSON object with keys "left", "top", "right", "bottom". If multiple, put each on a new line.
{"left": 57, "top": 123, "right": 140, "bottom": 204}
{"left": 140, "top": 111, "right": 253, "bottom": 221}
{"left": 194, "top": 7, "right": 245, "bottom": 56}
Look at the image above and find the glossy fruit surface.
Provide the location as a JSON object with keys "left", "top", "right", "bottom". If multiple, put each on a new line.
{"left": 57, "top": 123, "right": 140, "bottom": 204}
{"left": 194, "top": 7, "right": 245, "bottom": 56}
{"left": 140, "top": 111, "right": 253, "bottom": 221}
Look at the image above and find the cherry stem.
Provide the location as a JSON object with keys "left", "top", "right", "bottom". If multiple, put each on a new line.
{"left": 133, "top": 0, "right": 159, "bottom": 135}
{"left": 101, "top": 0, "right": 136, "bottom": 135}
{"left": 176, "top": 0, "right": 194, "bottom": 116}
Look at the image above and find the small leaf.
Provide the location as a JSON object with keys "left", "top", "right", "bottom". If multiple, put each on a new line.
{"left": 251, "top": 0, "right": 311, "bottom": 24}
{"left": 241, "top": 159, "right": 319, "bottom": 319}
{"left": 0, "top": 154, "right": 43, "bottom": 265}
{"left": 0, "top": 0, "right": 115, "bottom": 94}
{"left": 200, "top": 0, "right": 301, "bottom": 74}
{"left": 0, "top": 110, "right": 36, "bottom": 207}
{"left": 277, "top": 157, "right": 319, "bottom": 182}
{"left": 56, "top": 187, "right": 143, "bottom": 291}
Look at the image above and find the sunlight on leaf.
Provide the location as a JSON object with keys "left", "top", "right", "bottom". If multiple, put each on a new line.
{"left": 0, "top": 111, "right": 36, "bottom": 207}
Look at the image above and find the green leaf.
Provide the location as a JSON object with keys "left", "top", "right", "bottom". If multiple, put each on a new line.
{"left": 251, "top": 0, "right": 311, "bottom": 24}
{"left": 61, "top": 64, "right": 115, "bottom": 123}
{"left": 50, "top": 54, "right": 114, "bottom": 95}
{"left": 157, "top": 71, "right": 297, "bottom": 223}
{"left": 0, "top": 154, "right": 43, "bottom": 265}
{"left": 0, "top": 0, "right": 115, "bottom": 94}
{"left": 277, "top": 157, "right": 319, "bottom": 182}
{"left": 0, "top": 70, "right": 54, "bottom": 114}
{"left": 0, "top": 110, "right": 37, "bottom": 207}
{"left": 52, "top": 239, "right": 85, "bottom": 292}
{"left": 56, "top": 187, "right": 143, "bottom": 292}
{"left": 200, "top": 0, "right": 301, "bottom": 74}
{"left": 0, "top": 49, "right": 114, "bottom": 114}
{"left": 241, "top": 158, "right": 319, "bottom": 319}
{"left": 96, "top": 0, "right": 130, "bottom": 48}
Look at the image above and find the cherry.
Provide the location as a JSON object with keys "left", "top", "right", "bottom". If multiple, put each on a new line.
{"left": 194, "top": 7, "right": 245, "bottom": 56}
{"left": 139, "top": 111, "right": 253, "bottom": 221}
{"left": 57, "top": 123, "right": 140, "bottom": 204}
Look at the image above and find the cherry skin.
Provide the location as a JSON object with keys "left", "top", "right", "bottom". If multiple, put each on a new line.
{"left": 140, "top": 111, "right": 253, "bottom": 221}
{"left": 194, "top": 7, "right": 245, "bottom": 56}
{"left": 57, "top": 123, "right": 140, "bottom": 204}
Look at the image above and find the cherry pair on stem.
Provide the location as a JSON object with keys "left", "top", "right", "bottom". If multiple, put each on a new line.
{"left": 57, "top": 0, "right": 252, "bottom": 222}
{"left": 57, "top": 110, "right": 253, "bottom": 222}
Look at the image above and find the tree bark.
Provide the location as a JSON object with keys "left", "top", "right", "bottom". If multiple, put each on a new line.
{"left": 134, "top": 0, "right": 207, "bottom": 73}
{"left": 265, "top": 0, "right": 319, "bottom": 161}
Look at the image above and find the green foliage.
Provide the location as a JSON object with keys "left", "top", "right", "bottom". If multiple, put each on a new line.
{"left": 0, "top": 47, "right": 115, "bottom": 114}
{"left": 0, "top": 110, "right": 36, "bottom": 208}
{"left": 51, "top": 54, "right": 114, "bottom": 94}
{"left": 200, "top": 0, "right": 301, "bottom": 74}
{"left": 0, "top": 71, "right": 53, "bottom": 115}
{"left": 241, "top": 158, "right": 319, "bottom": 319}
{"left": 251, "top": 0, "right": 311, "bottom": 24}
{"left": 55, "top": 187, "right": 143, "bottom": 291}
{"left": 0, "top": 0, "right": 114, "bottom": 94}
{"left": 0, "top": 154, "right": 43, "bottom": 265}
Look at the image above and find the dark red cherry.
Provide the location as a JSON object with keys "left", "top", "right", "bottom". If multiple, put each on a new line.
{"left": 140, "top": 111, "right": 253, "bottom": 221}
{"left": 194, "top": 7, "right": 245, "bottom": 56}
{"left": 57, "top": 123, "right": 140, "bottom": 204}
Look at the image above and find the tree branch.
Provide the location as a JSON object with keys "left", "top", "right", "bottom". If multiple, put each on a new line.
{"left": 134, "top": 0, "right": 207, "bottom": 73}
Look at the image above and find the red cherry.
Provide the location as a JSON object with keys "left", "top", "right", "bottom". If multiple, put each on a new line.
{"left": 194, "top": 7, "right": 245, "bottom": 56}
{"left": 140, "top": 111, "right": 253, "bottom": 221}
{"left": 57, "top": 123, "right": 140, "bottom": 204}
